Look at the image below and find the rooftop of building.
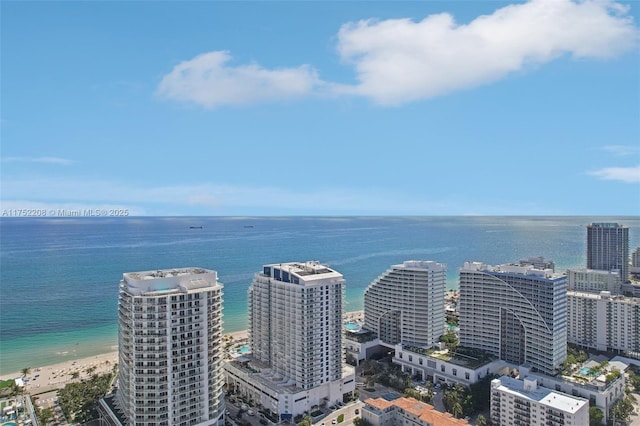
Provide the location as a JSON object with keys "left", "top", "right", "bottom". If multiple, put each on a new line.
{"left": 224, "top": 355, "right": 355, "bottom": 395}
{"left": 122, "top": 267, "right": 220, "bottom": 294}
{"left": 261, "top": 261, "right": 343, "bottom": 284}
{"left": 344, "top": 329, "right": 377, "bottom": 343}
{"left": 461, "top": 261, "right": 565, "bottom": 280}
{"left": 493, "top": 376, "right": 587, "bottom": 414}
{"left": 124, "top": 267, "right": 213, "bottom": 280}
{"left": 402, "top": 345, "right": 497, "bottom": 370}
{"left": 557, "top": 356, "right": 628, "bottom": 390}
{"left": 567, "top": 290, "right": 640, "bottom": 303}
{"left": 364, "top": 397, "right": 469, "bottom": 425}
{"left": 390, "top": 260, "right": 446, "bottom": 271}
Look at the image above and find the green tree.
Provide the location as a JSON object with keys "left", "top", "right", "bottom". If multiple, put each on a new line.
{"left": 610, "top": 395, "right": 634, "bottom": 424}
{"left": 451, "top": 401, "right": 464, "bottom": 418}
{"left": 38, "top": 407, "right": 55, "bottom": 425}
{"left": 353, "top": 418, "right": 373, "bottom": 426}
{"left": 297, "top": 416, "right": 312, "bottom": 426}
{"left": 20, "top": 367, "right": 31, "bottom": 377}
{"left": 57, "top": 371, "right": 115, "bottom": 423}
{"left": 440, "top": 331, "right": 459, "bottom": 352}
{"left": 476, "top": 414, "right": 490, "bottom": 426}
{"left": 589, "top": 406, "right": 603, "bottom": 426}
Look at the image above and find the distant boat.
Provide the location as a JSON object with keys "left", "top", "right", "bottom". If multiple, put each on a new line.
{"left": 189, "top": 226, "right": 204, "bottom": 229}
{"left": 244, "top": 225, "right": 254, "bottom": 228}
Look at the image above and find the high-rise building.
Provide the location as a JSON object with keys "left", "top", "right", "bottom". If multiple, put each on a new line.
{"left": 587, "top": 222, "right": 630, "bottom": 283}
{"left": 490, "top": 376, "right": 589, "bottom": 426}
{"left": 631, "top": 247, "right": 640, "bottom": 279}
{"left": 363, "top": 261, "right": 446, "bottom": 347}
{"left": 99, "top": 268, "right": 225, "bottom": 426}
{"left": 224, "top": 261, "right": 355, "bottom": 420}
{"left": 459, "top": 261, "right": 567, "bottom": 376}
{"left": 567, "top": 268, "right": 621, "bottom": 294}
{"left": 567, "top": 290, "right": 640, "bottom": 358}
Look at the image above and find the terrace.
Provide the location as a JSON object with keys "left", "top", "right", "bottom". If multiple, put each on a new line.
{"left": 402, "top": 345, "right": 496, "bottom": 370}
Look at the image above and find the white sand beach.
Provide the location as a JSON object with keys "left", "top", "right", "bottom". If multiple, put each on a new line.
{"left": 1, "top": 352, "right": 119, "bottom": 395}
{"left": 2, "top": 311, "right": 364, "bottom": 396}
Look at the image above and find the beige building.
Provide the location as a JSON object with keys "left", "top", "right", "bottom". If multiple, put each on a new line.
{"left": 362, "top": 397, "right": 469, "bottom": 426}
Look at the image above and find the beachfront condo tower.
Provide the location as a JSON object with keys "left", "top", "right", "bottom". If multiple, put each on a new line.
{"left": 99, "top": 268, "right": 225, "bottom": 426}
{"left": 587, "top": 222, "right": 630, "bottom": 283}
{"left": 459, "top": 261, "right": 567, "bottom": 376}
{"left": 224, "top": 261, "right": 355, "bottom": 421}
{"left": 363, "top": 261, "right": 446, "bottom": 348}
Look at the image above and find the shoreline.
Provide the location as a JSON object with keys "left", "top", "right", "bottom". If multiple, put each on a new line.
{"left": 1, "top": 310, "right": 365, "bottom": 395}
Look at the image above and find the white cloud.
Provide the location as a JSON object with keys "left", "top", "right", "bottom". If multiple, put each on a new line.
{"left": 156, "top": 51, "right": 322, "bottom": 108}
{"left": 2, "top": 156, "right": 74, "bottom": 165}
{"left": 156, "top": 1, "right": 638, "bottom": 108}
{"left": 336, "top": 0, "right": 639, "bottom": 104}
{"left": 601, "top": 145, "right": 640, "bottom": 156}
{"left": 588, "top": 165, "right": 640, "bottom": 183}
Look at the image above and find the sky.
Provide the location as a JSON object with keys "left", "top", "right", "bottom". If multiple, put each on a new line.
{"left": 1, "top": 0, "right": 639, "bottom": 216}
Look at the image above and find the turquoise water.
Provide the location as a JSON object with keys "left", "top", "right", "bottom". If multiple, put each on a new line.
{"left": 237, "top": 346, "right": 250, "bottom": 354}
{"left": 1, "top": 216, "right": 638, "bottom": 375}
{"left": 344, "top": 323, "right": 361, "bottom": 330}
{"left": 579, "top": 367, "right": 597, "bottom": 376}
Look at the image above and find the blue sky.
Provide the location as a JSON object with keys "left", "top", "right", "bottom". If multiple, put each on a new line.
{"left": 1, "top": 0, "right": 639, "bottom": 216}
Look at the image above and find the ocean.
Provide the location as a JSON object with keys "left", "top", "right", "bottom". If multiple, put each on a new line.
{"left": 1, "top": 216, "right": 638, "bottom": 375}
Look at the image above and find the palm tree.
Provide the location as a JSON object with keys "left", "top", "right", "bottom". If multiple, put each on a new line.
{"left": 451, "top": 401, "right": 464, "bottom": 419}
{"left": 477, "top": 414, "right": 490, "bottom": 426}
{"left": 71, "top": 372, "right": 80, "bottom": 380}
{"left": 39, "top": 407, "right": 55, "bottom": 425}
{"left": 21, "top": 367, "right": 31, "bottom": 378}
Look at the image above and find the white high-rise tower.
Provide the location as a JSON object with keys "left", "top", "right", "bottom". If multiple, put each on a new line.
{"left": 100, "top": 268, "right": 225, "bottom": 426}
{"left": 459, "top": 261, "right": 567, "bottom": 376}
{"left": 224, "top": 261, "right": 355, "bottom": 421}
{"left": 363, "top": 261, "right": 446, "bottom": 348}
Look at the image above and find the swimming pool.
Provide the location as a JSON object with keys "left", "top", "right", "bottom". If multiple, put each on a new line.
{"left": 579, "top": 367, "right": 597, "bottom": 376}
{"left": 344, "top": 322, "right": 361, "bottom": 331}
{"left": 237, "top": 345, "right": 250, "bottom": 354}
{"left": 3, "top": 422, "right": 18, "bottom": 426}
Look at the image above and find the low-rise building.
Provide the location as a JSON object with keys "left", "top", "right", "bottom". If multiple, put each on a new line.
{"left": 362, "top": 396, "right": 469, "bottom": 426}
{"left": 224, "top": 357, "right": 355, "bottom": 420}
{"left": 393, "top": 344, "right": 508, "bottom": 386}
{"left": 519, "top": 362, "right": 626, "bottom": 425}
{"left": 490, "top": 376, "right": 589, "bottom": 426}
